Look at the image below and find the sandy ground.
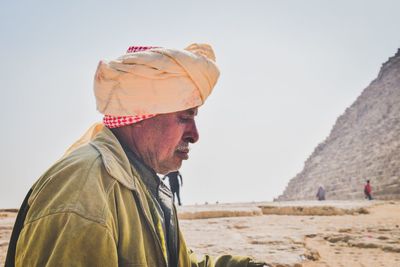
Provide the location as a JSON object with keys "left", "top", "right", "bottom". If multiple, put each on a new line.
{"left": 1, "top": 201, "right": 399, "bottom": 266}
{"left": 0, "top": 211, "right": 16, "bottom": 266}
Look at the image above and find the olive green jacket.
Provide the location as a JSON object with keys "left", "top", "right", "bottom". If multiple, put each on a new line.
{"left": 11, "top": 127, "right": 255, "bottom": 267}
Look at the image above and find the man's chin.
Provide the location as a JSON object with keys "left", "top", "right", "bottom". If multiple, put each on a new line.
{"left": 157, "top": 160, "right": 182, "bottom": 175}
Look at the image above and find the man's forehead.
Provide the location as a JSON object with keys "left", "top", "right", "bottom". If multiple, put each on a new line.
{"left": 163, "top": 107, "right": 198, "bottom": 118}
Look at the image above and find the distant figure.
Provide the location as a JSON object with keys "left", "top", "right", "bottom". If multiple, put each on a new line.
{"left": 316, "top": 186, "right": 326, "bottom": 201}
{"left": 164, "top": 171, "right": 183, "bottom": 206}
{"left": 364, "top": 180, "right": 373, "bottom": 200}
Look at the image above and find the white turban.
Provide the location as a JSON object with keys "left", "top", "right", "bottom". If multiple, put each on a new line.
{"left": 94, "top": 43, "right": 220, "bottom": 116}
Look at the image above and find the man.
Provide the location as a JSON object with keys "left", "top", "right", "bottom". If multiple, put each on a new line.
{"left": 164, "top": 171, "right": 183, "bottom": 206}
{"left": 6, "top": 44, "right": 266, "bottom": 267}
{"left": 316, "top": 185, "right": 326, "bottom": 201}
{"left": 364, "top": 180, "right": 373, "bottom": 200}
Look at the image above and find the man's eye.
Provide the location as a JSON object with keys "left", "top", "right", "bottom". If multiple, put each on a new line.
{"left": 179, "top": 117, "right": 192, "bottom": 123}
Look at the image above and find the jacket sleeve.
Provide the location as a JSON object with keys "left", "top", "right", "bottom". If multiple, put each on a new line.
{"left": 15, "top": 212, "right": 118, "bottom": 267}
{"left": 191, "top": 253, "right": 250, "bottom": 267}
{"left": 189, "top": 252, "right": 267, "bottom": 267}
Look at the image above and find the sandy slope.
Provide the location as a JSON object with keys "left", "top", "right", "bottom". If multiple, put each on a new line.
{"left": 1, "top": 201, "right": 399, "bottom": 266}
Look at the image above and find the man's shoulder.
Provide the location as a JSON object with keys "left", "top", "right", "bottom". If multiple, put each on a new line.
{"left": 40, "top": 143, "right": 105, "bottom": 184}
{"left": 26, "top": 143, "right": 126, "bottom": 225}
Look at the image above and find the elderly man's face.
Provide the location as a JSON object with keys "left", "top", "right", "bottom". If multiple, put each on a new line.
{"left": 119, "top": 108, "right": 199, "bottom": 174}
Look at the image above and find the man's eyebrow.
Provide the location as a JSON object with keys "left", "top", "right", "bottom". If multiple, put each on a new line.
{"left": 185, "top": 108, "right": 198, "bottom": 116}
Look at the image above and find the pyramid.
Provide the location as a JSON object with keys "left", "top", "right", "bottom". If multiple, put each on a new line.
{"left": 277, "top": 49, "right": 400, "bottom": 201}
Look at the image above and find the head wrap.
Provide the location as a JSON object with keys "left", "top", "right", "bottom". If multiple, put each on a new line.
{"left": 101, "top": 46, "right": 158, "bottom": 128}
{"left": 94, "top": 43, "right": 220, "bottom": 128}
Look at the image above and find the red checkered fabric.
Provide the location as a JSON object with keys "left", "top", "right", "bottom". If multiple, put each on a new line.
{"left": 103, "top": 46, "right": 160, "bottom": 128}
{"left": 126, "top": 46, "right": 159, "bottom": 53}
{"left": 103, "top": 114, "right": 156, "bottom": 128}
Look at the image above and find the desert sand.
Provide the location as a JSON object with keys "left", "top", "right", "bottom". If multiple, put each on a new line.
{"left": 1, "top": 201, "right": 399, "bottom": 267}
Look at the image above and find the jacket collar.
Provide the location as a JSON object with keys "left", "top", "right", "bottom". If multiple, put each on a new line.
{"left": 123, "top": 148, "right": 161, "bottom": 197}
{"left": 90, "top": 126, "right": 139, "bottom": 190}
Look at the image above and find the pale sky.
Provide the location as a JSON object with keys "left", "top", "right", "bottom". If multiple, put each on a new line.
{"left": 1, "top": 0, "right": 399, "bottom": 208}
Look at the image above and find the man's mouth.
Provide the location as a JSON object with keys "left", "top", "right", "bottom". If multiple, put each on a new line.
{"left": 175, "top": 145, "right": 190, "bottom": 159}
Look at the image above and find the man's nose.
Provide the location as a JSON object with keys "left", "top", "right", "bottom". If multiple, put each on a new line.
{"left": 183, "top": 122, "right": 199, "bottom": 143}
